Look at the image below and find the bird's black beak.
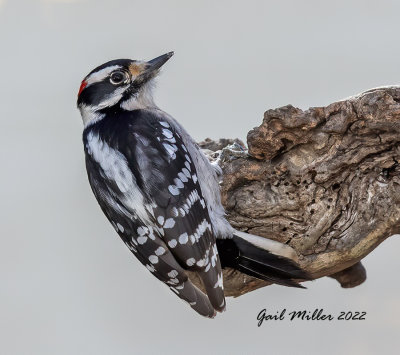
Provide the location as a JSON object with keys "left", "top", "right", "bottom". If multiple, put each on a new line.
{"left": 128, "top": 52, "right": 174, "bottom": 89}
{"left": 145, "top": 52, "right": 174, "bottom": 74}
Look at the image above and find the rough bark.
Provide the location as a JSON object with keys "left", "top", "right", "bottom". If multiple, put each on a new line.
{"left": 192, "top": 86, "right": 400, "bottom": 297}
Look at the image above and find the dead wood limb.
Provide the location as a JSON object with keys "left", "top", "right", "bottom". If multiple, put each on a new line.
{"left": 196, "top": 87, "right": 400, "bottom": 297}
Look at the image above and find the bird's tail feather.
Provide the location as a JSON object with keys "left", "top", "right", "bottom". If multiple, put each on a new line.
{"left": 173, "top": 279, "right": 216, "bottom": 318}
{"left": 217, "top": 230, "right": 311, "bottom": 288}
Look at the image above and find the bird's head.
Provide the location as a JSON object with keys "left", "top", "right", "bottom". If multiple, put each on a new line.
{"left": 77, "top": 51, "right": 174, "bottom": 126}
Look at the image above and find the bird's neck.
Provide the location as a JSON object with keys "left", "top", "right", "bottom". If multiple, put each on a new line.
{"left": 80, "top": 82, "right": 158, "bottom": 128}
{"left": 120, "top": 81, "right": 157, "bottom": 111}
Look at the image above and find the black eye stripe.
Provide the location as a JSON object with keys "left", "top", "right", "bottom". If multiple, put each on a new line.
{"left": 77, "top": 80, "right": 119, "bottom": 107}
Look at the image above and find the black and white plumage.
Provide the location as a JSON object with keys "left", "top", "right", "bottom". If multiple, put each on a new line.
{"left": 77, "top": 52, "right": 310, "bottom": 318}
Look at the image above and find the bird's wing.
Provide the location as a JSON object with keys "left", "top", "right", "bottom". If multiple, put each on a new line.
{"left": 83, "top": 111, "right": 225, "bottom": 315}
{"left": 126, "top": 113, "right": 225, "bottom": 312}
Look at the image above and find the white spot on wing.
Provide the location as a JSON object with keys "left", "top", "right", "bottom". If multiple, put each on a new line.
{"left": 168, "top": 270, "right": 178, "bottom": 278}
{"left": 196, "top": 259, "right": 205, "bottom": 267}
{"left": 178, "top": 172, "right": 188, "bottom": 182}
{"left": 168, "top": 278, "right": 179, "bottom": 285}
{"left": 162, "top": 129, "right": 173, "bottom": 138}
{"left": 160, "top": 121, "right": 169, "bottom": 128}
{"left": 163, "top": 143, "right": 177, "bottom": 158}
{"left": 178, "top": 233, "right": 188, "bottom": 244}
{"left": 146, "top": 264, "right": 155, "bottom": 272}
{"left": 184, "top": 154, "right": 192, "bottom": 163}
{"left": 137, "top": 226, "right": 147, "bottom": 236}
{"left": 149, "top": 255, "right": 159, "bottom": 264}
{"left": 214, "top": 274, "right": 223, "bottom": 289}
{"left": 148, "top": 226, "right": 156, "bottom": 240}
{"left": 163, "top": 218, "right": 175, "bottom": 228}
{"left": 137, "top": 236, "right": 148, "bottom": 245}
{"left": 211, "top": 256, "right": 216, "bottom": 267}
{"left": 174, "top": 178, "right": 184, "bottom": 189}
{"left": 155, "top": 246, "right": 166, "bottom": 256}
{"left": 186, "top": 258, "right": 195, "bottom": 266}
{"left": 166, "top": 137, "right": 176, "bottom": 143}
{"left": 168, "top": 185, "right": 180, "bottom": 195}
{"left": 171, "top": 207, "right": 179, "bottom": 217}
{"left": 168, "top": 239, "right": 177, "bottom": 248}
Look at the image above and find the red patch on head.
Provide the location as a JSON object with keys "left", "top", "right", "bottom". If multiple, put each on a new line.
{"left": 78, "top": 80, "right": 88, "bottom": 97}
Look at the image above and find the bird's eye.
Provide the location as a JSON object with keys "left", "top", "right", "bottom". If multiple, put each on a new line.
{"left": 110, "top": 71, "right": 128, "bottom": 85}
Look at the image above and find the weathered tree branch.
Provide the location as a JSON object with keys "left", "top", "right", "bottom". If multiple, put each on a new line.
{"left": 192, "top": 86, "right": 400, "bottom": 297}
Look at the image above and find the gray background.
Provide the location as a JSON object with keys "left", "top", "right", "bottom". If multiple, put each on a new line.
{"left": 1, "top": 0, "right": 399, "bottom": 354}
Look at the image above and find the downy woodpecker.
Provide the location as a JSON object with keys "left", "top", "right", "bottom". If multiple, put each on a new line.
{"left": 77, "top": 52, "right": 309, "bottom": 318}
